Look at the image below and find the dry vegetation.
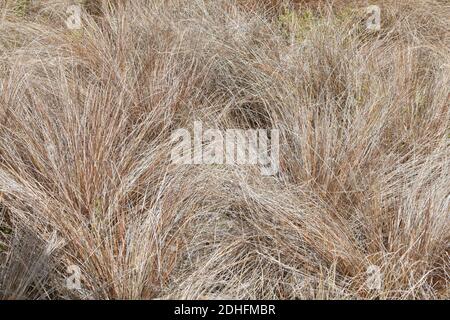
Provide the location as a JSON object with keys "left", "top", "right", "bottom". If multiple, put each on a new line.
{"left": 0, "top": 0, "right": 449, "bottom": 299}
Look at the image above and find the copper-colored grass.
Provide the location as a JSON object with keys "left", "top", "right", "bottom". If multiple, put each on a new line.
{"left": 0, "top": 0, "right": 448, "bottom": 299}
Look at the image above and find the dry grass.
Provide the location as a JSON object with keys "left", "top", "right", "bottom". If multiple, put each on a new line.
{"left": 0, "top": 0, "right": 448, "bottom": 299}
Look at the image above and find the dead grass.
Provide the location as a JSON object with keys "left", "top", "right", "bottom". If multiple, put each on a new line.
{"left": 0, "top": 0, "right": 448, "bottom": 299}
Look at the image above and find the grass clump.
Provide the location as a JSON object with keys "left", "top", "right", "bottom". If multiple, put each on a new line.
{"left": 0, "top": 0, "right": 448, "bottom": 300}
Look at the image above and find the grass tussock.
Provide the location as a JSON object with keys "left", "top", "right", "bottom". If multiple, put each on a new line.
{"left": 0, "top": 0, "right": 449, "bottom": 299}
